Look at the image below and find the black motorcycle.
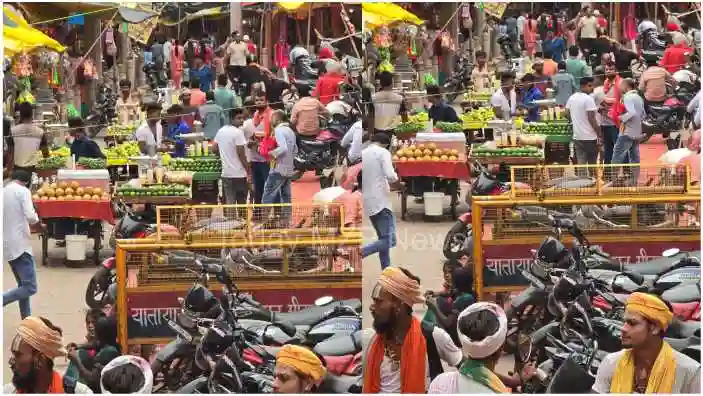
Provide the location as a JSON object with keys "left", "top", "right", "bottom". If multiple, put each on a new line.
{"left": 86, "top": 84, "right": 116, "bottom": 138}
{"left": 443, "top": 56, "right": 474, "bottom": 104}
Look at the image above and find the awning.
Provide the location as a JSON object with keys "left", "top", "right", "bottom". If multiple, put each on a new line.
{"left": 3, "top": 5, "right": 66, "bottom": 56}
{"left": 362, "top": 3, "right": 423, "bottom": 28}
{"left": 16, "top": 3, "right": 157, "bottom": 25}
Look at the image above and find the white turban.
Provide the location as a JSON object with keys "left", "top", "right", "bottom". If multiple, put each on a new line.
{"left": 457, "top": 302, "right": 508, "bottom": 359}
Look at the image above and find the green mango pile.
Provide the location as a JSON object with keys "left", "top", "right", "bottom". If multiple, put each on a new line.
{"left": 472, "top": 145, "right": 543, "bottom": 158}
{"left": 524, "top": 122, "right": 572, "bottom": 136}
{"left": 77, "top": 158, "right": 107, "bottom": 169}
{"left": 435, "top": 122, "right": 463, "bottom": 133}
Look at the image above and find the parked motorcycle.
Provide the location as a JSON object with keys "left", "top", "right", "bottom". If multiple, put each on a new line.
{"left": 86, "top": 84, "right": 117, "bottom": 138}
{"left": 443, "top": 56, "right": 474, "bottom": 104}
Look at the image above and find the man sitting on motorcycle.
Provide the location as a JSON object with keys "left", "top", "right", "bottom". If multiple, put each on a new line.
{"left": 272, "top": 345, "right": 325, "bottom": 394}
{"left": 661, "top": 41, "right": 692, "bottom": 74}
{"left": 313, "top": 60, "right": 346, "bottom": 106}
{"left": 290, "top": 89, "right": 329, "bottom": 138}
{"left": 593, "top": 292, "right": 700, "bottom": 393}
{"left": 639, "top": 57, "right": 676, "bottom": 106}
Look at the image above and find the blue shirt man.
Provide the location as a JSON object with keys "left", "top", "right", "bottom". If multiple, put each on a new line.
{"left": 165, "top": 104, "right": 192, "bottom": 157}
{"left": 190, "top": 58, "right": 213, "bottom": 93}
{"left": 426, "top": 85, "right": 460, "bottom": 124}
{"left": 521, "top": 74, "right": 545, "bottom": 122}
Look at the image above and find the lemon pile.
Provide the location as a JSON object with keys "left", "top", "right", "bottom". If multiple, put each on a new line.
{"left": 393, "top": 143, "right": 460, "bottom": 162}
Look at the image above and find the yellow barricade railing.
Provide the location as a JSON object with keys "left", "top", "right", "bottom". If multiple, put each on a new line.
{"left": 508, "top": 163, "right": 696, "bottom": 200}
{"left": 470, "top": 192, "right": 701, "bottom": 301}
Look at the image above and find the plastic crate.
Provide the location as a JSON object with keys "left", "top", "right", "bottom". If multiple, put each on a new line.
{"left": 545, "top": 141, "right": 571, "bottom": 164}
{"left": 191, "top": 172, "right": 220, "bottom": 204}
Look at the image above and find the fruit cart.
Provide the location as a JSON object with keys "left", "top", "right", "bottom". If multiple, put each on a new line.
{"left": 32, "top": 174, "right": 114, "bottom": 267}
{"left": 469, "top": 142, "right": 545, "bottom": 184}
{"left": 460, "top": 107, "right": 495, "bottom": 145}
{"left": 393, "top": 133, "right": 469, "bottom": 220}
{"left": 104, "top": 141, "right": 142, "bottom": 183}
{"left": 522, "top": 121, "right": 573, "bottom": 165}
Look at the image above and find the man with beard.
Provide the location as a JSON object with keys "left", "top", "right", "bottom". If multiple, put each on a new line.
{"left": 244, "top": 93, "right": 272, "bottom": 204}
{"left": 591, "top": 63, "right": 623, "bottom": 165}
{"left": 362, "top": 267, "right": 462, "bottom": 393}
{"left": 272, "top": 345, "right": 326, "bottom": 394}
{"left": 4, "top": 316, "right": 93, "bottom": 393}
{"left": 593, "top": 293, "right": 700, "bottom": 393}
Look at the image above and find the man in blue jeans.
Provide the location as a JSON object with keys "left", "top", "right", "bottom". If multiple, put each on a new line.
{"left": 361, "top": 133, "right": 402, "bottom": 269}
{"left": 613, "top": 78, "right": 645, "bottom": 185}
{"left": 262, "top": 110, "right": 297, "bottom": 222}
{"left": 3, "top": 169, "right": 43, "bottom": 319}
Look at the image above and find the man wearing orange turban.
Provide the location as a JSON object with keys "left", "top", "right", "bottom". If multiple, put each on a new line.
{"left": 592, "top": 292, "right": 700, "bottom": 393}
{"left": 272, "top": 345, "right": 326, "bottom": 393}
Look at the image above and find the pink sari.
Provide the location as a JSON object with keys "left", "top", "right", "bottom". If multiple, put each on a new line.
{"left": 523, "top": 19, "right": 537, "bottom": 56}
{"left": 170, "top": 45, "right": 185, "bottom": 88}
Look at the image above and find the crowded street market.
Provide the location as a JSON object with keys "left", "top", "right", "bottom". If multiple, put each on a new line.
{"left": 2, "top": 1, "right": 702, "bottom": 394}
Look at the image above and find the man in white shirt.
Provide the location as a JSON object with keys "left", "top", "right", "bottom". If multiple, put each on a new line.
{"left": 341, "top": 119, "right": 363, "bottom": 165}
{"left": 3, "top": 169, "right": 42, "bottom": 319}
{"left": 226, "top": 32, "right": 249, "bottom": 87}
{"left": 490, "top": 72, "right": 517, "bottom": 121}
{"left": 578, "top": 7, "right": 599, "bottom": 60}
{"left": 214, "top": 108, "right": 250, "bottom": 206}
{"left": 133, "top": 103, "right": 164, "bottom": 156}
{"left": 361, "top": 133, "right": 401, "bottom": 270}
{"left": 566, "top": 76, "right": 601, "bottom": 176}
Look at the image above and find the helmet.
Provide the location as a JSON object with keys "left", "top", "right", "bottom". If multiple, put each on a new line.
{"left": 180, "top": 284, "right": 224, "bottom": 328}
{"left": 289, "top": 47, "right": 310, "bottom": 64}
{"left": 535, "top": 236, "right": 570, "bottom": 268}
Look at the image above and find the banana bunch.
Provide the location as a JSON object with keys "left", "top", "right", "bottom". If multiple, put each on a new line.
{"left": 50, "top": 146, "right": 70, "bottom": 157}
{"left": 103, "top": 141, "right": 140, "bottom": 159}
{"left": 461, "top": 107, "right": 495, "bottom": 123}
{"left": 107, "top": 124, "right": 137, "bottom": 137}
{"left": 408, "top": 112, "right": 429, "bottom": 124}
{"left": 378, "top": 60, "right": 394, "bottom": 73}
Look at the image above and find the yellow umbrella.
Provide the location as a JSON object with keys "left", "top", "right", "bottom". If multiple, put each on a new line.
{"left": 278, "top": 2, "right": 306, "bottom": 12}
{"left": 3, "top": 5, "right": 66, "bottom": 54}
{"left": 362, "top": 3, "right": 423, "bottom": 27}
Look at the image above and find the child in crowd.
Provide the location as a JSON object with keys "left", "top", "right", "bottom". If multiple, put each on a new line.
{"left": 423, "top": 259, "right": 476, "bottom": 347}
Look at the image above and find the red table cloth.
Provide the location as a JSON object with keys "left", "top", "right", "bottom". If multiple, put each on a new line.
{"left": 35, "top": 200, "right": 115, "bottom": 224}
{"left": 394, "top": 161, "right": 471, "bottom": 180}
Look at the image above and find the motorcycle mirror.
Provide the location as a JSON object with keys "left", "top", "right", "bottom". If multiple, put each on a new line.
{"left": 663, "top": 248, "right": 681, "bottom": 257}
{"left": 314, "top": 296, "right": 334, "bottom": 306}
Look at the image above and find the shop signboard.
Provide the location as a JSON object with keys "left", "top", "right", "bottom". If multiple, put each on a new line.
{"left": 480, "top": 238, "right": 700, "bottom": 289}
{"left": 122, "top": 285, "right": 361, "bottom": 344}
{"left": 477, "top": 2, "right": 510, "bottom": 19}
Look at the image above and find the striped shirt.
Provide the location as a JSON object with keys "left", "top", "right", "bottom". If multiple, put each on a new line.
{"left": 372, "top": 90, "right": 403, "bottom": 131}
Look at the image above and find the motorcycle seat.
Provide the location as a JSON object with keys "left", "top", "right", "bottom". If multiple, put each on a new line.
{"left": 272, "top": 299, "right": 361, "bottom": 326}
{"left": 668, "top": 318, "right": 701, "bottom": 339}
{"left": 323, "top": 354, "right": 358, "bottom": 375}
{"left": 313, "top": 331, "right": 363, "bottom": 356}
{"left": 660, "top": 283, "right": 701, "bottom": 304}
{"left": 648, "top": 105, "right": 673, "bottom": 113}
{"left": 297, "top": 138, "right": 329, "bottom": 149}
{"left": 665, "top": 335, "right": 700, "bottom": 351}
{"left": 621, "top": 253, "right": 700, "bottom": 276}
{"left": 318, "top": 373, "right": 361, "bottom": 394}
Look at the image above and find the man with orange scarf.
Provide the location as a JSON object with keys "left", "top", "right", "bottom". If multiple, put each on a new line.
{"left": 245, "top": 90, "right": 273, "bottom": 204}
{"left": 593, "top": 62, "right": 624, "bottom": 166}
{"left": 362, "top": 267, "right": 462, "bottom": 393}
{"left": 593, "top": 293, "right": 700, "bottom": 393}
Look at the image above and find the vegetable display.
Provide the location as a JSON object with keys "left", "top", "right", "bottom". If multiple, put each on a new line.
{"left": 435, "top": 122, "right": 463, "bottom": 133}
{"left": 168, "top": 157, "right": 221, "bottom": 172}
{"left": 33, "top": 181, "right": 109, "bottom": 201}
{"left": 77, "top": 158, "right": 106, "bottom": 169}
{"left": 104, "top": 141, "right": 141, "bottom": 159}
{"left": 116, "top": 184, "right": 190, "bottom": 197}
{"left": 524, "top": 122, "right": 572, "bottom": 136}
{"left": 50, "top": 146, "right": 70, "bottom": 157}
{"left": 106, "top": 124, "right": 137, "bottom": 137}
{"left": 471, "top": 145, "right": 543, "bottom": 158}
{"left": 461, "top": 107, "right": 495, "bottom": 123}
{"left": 396, "top": 112, "right": 429, "bottom": 135}
{"left": 37, "top": 156, "right": 67, "bottom": 170}
{"left": 393, "top": 143, "right": 460, "bottom": 162}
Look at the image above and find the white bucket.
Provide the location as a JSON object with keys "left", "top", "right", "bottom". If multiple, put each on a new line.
{"left": 423, "top": 192, "right": 444, "bottom": 216}
{"left": 65, "top": 234, "right": 88, "bottom": 261}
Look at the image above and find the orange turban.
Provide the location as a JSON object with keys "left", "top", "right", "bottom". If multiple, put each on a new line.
{"left": 626, "top": 292, "right": 673, "bottom": 330}
{"left": 276, "top": 345, "right": 326, "bottom": 382}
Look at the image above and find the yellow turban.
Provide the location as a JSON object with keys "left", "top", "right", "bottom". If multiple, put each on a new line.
{"left": 626, "top": 292, "right": 673, "bottom": 330}
{"left": 277, "top": 345, "right": 326, "bottom": 382}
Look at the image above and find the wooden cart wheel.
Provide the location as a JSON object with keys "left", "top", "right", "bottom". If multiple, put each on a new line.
{"left": 41, "top": 230, "right": 49, "bottom": 267}
{"left": 400, "top": 186, "right": 408, "bottom": 221}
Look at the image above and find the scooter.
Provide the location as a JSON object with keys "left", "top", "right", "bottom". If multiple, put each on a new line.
{"left": 443, "top": 55, "right": 474, "bottom": 104}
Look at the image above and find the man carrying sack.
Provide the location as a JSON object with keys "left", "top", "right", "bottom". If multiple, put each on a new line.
{"left": 593, "top": 292, "right": 700, "bottom": 393}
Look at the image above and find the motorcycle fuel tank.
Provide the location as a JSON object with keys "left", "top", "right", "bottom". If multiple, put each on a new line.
{"left": 655, "top": 267, "right": 701, "bottom": 289}
{"left": 306, "top": 315, "right": 361, "bottom": 344}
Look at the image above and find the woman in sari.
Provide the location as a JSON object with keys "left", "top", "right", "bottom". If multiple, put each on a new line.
{"left": 428, "top": 303, "right": 536, "bottom": 393}
{"left": 170, "top": 40, "right": 185, "bottom": 89}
